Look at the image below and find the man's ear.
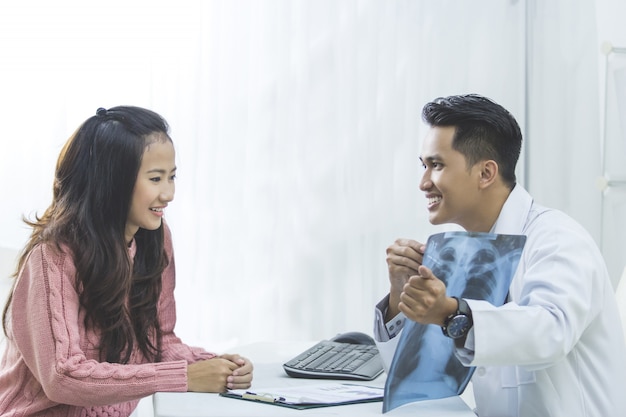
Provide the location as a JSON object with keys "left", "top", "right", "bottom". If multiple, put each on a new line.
{"left": 478, "top": 160, "right": 498, "bottom": 188}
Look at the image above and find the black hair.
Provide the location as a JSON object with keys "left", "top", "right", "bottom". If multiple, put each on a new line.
{"left": 421, "top": 94, "right": 522, "bottom": 188}
{"left": 3, "top": 106, "right": 172, "bottom": 364}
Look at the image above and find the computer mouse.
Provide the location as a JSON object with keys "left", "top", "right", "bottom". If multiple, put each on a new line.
{"left": 330, "top": 331, "right": 376, "bottom": 345}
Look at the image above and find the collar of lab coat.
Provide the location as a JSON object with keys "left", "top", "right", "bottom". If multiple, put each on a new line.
{"left": 489, "top": 184, "right": 533, "bottom": 235}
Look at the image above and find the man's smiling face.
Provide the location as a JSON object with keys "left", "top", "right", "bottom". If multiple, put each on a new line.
{"left": 419, "top": 126, "right": 485, "bottom": 231}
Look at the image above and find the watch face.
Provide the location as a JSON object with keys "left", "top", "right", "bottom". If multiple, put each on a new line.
{"left": 447, "top": 315, "right": 471, "bottom": 339}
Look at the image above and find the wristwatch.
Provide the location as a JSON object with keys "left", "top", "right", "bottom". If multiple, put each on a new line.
{"left": 441, "top": 297, "right": 473, "bottom": 339}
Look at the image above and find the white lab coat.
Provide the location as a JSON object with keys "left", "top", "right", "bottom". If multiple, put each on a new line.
{"left": 375, "top": 185, "right": 626, "bottom": 417}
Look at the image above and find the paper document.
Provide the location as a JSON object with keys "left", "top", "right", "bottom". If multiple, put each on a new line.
{"left": 220, "top": 383, "right": 384, "bottom": 409}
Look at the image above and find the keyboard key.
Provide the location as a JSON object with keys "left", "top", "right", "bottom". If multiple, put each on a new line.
{"left": 283, "top": 340, "right": 384, "bottom": 381}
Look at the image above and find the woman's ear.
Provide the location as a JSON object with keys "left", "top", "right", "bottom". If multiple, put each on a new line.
{"left": 478, "top": 160, "right": 498, "bottom": 188}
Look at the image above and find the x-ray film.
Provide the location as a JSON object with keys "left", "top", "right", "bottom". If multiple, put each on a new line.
{"left": 383, "top": 231, "right": 526, "bottom": 413}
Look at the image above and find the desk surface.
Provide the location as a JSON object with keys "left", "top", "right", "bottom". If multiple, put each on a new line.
{"left": 152, "top": 341, "right": 476, "bottom": 417}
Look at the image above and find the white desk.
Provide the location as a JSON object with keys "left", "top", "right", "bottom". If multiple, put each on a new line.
{"left": 153, "top": 341, "right": 476, "bottom": 417}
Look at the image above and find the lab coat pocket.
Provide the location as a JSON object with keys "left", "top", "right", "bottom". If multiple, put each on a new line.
{"left": 501, "top": 366, "right": 536, "bottom": 388}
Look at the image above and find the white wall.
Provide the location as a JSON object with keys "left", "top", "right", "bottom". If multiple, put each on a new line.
{"left": 596, "top": 0, "right": 626, "bottom": 47}
{"left": 595, "top": 0, "right": 626, "bottom": 287}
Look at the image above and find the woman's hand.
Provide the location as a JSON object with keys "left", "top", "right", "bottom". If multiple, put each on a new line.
{"left": 219, "top": 354, "right": 253, "bottom": 390}
{"left": 187, "top": 354, "right": 253, "bottom": 392}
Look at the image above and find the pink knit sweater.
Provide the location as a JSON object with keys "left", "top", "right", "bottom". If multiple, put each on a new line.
{"left": 0, "top": 224, "right": 215, "bottom": 416}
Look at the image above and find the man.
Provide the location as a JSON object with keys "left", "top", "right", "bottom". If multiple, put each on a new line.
{"left": 374, "top": 94, "right": 626, "bottom": 417}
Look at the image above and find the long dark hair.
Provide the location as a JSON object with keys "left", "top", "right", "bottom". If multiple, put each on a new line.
{"left": 422, "top": 94, "right": 522, "bottom": 189}
{"left": 3, "top": 106, "right": 171, "bottom": 364}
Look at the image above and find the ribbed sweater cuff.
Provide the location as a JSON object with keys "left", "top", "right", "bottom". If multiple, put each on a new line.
{"left": 155, "top": 360, "right": 188, "bottom": 392}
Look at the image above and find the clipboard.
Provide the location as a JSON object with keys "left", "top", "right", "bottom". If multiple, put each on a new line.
{"left": 220, "top": 383, "right": 384, "bottom": 410}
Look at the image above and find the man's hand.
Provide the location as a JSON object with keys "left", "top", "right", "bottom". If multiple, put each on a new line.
{"left": 398, "top": 265, "right": 457, "bottom": 326}
{"left": 386, "top": 238, "right": 426, "bottom": 320}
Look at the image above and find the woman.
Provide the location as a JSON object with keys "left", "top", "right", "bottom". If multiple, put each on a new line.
{"left": 0, "top": 106, "right": 253, "bottom": 416}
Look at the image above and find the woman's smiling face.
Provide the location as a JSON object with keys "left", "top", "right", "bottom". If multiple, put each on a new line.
{"left": 125, "top": 134, "right": 176, "bottom": 243}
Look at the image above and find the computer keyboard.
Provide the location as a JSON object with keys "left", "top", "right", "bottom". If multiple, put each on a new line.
{"left": 282, "top": 340, "right": 384, "bottom": 381}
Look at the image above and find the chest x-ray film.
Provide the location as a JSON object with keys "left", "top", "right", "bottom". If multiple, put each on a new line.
{"left": 383, "top": 231, "right": 527, "bottom": 413}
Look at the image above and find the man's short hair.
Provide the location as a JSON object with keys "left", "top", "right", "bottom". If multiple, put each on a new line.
{"left": 422, "top": 94, "right": 522, "bottom": 188}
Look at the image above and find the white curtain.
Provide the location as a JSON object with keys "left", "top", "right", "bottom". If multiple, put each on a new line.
{"left": 525, "top": 0, "right": 602, "bottom": 244}
{"left": 0, "top": 0, "right": 611, "bottom": 352}
{"left": 167, "top": 0, "right": 525, "bottom": 349}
